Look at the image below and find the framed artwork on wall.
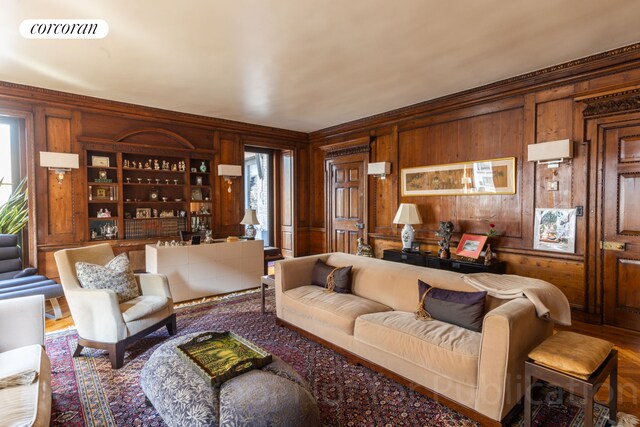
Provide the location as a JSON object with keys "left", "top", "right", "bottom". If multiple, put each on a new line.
{"left": 456, "top": 234, "right": 488, "bottom": 259}
{"left": 401, "top": 157, "right": 516, "bottom": 196}
{"left": 533, "top": 208, "right": 576, "bottom": 253}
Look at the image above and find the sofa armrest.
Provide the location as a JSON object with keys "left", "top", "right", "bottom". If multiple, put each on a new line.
{"left": 136, "top": 273, "right": 172, "bottom": 300}
{"left": 65, "top": 288, "right": 127, "bottom": 343}
{"left": 475, "top": 298, "right": 553, "bottom": 420}
{"left": 0, "top": 295, "right": 45, "bottom": 352}
{"left": 275, "top": 254, "right": 330, "bottom": 293}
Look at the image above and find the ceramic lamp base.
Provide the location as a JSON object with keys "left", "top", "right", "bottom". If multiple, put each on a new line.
{"left": 245, "top": 224, "right": 257, "bottom": 239}
{"left": 401, "top": 224, "right": 414, "bottom": 251}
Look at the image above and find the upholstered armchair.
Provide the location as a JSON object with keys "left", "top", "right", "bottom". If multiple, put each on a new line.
{"left": 0, "top": 295, "right": 51, "bottom": 426}
{"left": 54, "top": 243, "right": 177, "bottom": 369}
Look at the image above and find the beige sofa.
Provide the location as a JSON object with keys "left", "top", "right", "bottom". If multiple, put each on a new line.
{"left": 0, "top": 295, "right": 51, "bottom": 426}
{"left": 275, "top": 253, "right": 555, "bottom": 424}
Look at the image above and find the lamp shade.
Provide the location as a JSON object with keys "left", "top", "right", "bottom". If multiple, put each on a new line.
{"left": 393, "top": 203, "right": 422, "bottom": 225}
{"left": 40, "top": 151, "right": 79, "bottom": 169}
{"left": 240, "top": 208, "right": 259, "bottom": 225}
{"left": 217, "top": 164, "right": 242, "bottom": 177}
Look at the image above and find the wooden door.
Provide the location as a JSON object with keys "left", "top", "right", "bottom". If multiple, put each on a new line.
{"left": 327, "top": 155, "right": 367, "bottom": 254}
{"left": 602, "top": 124, "right": 640, "bottom": 331}
{"left": 280, "top": 150, "right": 294, "bottom": 257}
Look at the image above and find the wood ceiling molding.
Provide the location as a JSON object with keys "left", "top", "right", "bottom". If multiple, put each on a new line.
{"left": 0, "top": 80, "right": 307, "bottom": 142}
{"left": 322, "top": 136, "right": 372, "bottom": 158}
{"left": 310, "top": 42, "right": 640, "bottom": 140}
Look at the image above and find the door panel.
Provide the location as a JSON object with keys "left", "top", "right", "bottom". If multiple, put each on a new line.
{"left": 327, "top": 156, "right": 366, "bottom": 254}
{"left": 603, "top": 127, "right": 640, "bottom": 331}
{"left": 280, "top": 151, "right": 294, "bottom": 257}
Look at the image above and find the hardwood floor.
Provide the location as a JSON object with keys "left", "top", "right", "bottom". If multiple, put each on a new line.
{"left": 45, "top": 296, "right": 640, "bottom": 416}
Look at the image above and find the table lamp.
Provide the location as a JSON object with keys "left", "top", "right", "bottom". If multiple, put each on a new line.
{"left": 240, "top": 208, "right": 260, "bottom": 239}
{"left": 393, "top": 203, "right": 422, "bottom": 251}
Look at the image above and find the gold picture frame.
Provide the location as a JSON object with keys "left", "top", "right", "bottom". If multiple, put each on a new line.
{"left": 401, "top": 157, "right": 516, "bottom": 196}
{"left": 91, "top": 155, "right": 110, "bottom": 167}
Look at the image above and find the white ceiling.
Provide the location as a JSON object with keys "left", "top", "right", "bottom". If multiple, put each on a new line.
{"left": 1, "top": 1, "right": 640, "bottom": 133}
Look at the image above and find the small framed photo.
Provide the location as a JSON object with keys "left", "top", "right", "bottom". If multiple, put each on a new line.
{"left": 92, "top": 155, "right": 110, "bottom": 167}
{"left": 456, "top": 234, "right": 488, "bottom": 259}
{"left": 410, "top": 241, "right": 421, "bottom": 253}
{"left": 191, "top": 188, "right": 203, "bottom": 201}
{"left": 136, "top": 208, "right": 151, "bottom": 219}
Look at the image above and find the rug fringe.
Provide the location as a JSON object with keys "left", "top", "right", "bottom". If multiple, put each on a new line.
{"left": 617, "top": 412, "right": 639, "bottom": 427}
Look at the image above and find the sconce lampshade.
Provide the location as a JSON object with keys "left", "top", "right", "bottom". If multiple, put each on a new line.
{"left": 217, "top": 164, "right": 242, "bottom": 177}
{"left": 240, "top": 208, "right": 260, "bottom": 225}
{"left": 39, "top": 151, "right": 79, "bottom": 169}
{"left": 393, "top": 203, "right": 423, "bottom": 225}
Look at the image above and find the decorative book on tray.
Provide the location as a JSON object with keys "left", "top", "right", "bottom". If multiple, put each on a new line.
{"left": 175, "top": 331, "right": 272, "bottom": 386}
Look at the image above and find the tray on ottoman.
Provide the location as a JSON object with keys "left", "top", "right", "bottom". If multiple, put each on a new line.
{"left": 176, "top": 331, "right": 272, "bottom": 386}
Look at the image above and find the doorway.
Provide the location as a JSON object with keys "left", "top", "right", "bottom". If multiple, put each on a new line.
{"left": 244, "top": 148, "right": 274, "bottom": 246}
{"left": 598, "top": 120, "right": 640, "bottom": 331}
{"left": 325, "top": 153, "right": 368, "bottom": 254}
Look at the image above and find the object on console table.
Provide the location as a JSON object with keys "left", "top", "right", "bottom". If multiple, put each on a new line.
{"left": 382, "top": 249, "right": 505, "bottom": 274}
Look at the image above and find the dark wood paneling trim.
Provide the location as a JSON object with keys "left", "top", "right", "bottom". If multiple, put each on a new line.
{"left": 114, "top": 127, "right": 195, "bottom": 149}
{"left": 0, "top": 80, "right": 307, "bottom": 142}
{"left": 582, "top": 88, "right": 640, "bottom": 117}
{"left": 310, "top": 42, "right": 640, "bottom": 139}
{"left": 276, "top": 317, "right": 506, "bottom": 427}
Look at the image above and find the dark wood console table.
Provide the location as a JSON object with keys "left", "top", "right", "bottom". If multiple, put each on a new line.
{"left": 382, "top": 249, "right": 506, "bottom": 274}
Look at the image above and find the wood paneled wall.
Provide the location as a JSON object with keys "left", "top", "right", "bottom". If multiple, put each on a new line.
{"left": 0, "top": 82, "right": 307, "bottom": 280}
{"left": 307, "top": 43, "right": 640, "bottom": 321}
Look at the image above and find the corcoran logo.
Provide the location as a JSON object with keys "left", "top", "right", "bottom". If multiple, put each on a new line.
{"left": 19, "top": 19, "right": 109, "bottom": 39}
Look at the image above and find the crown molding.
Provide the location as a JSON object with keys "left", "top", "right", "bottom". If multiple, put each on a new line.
{"left": 0, "top": 80, "right": 307, "bottom": 143}
{"left": 310, "top": 42, "right": 640, "bottom": 140}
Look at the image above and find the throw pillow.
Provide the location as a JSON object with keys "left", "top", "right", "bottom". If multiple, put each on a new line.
{"left": 416, "top": 279, "right": 487, "bottom": 332}
{"left": 311, "top": 260, "right": 353, "bottom": 294}
{"left": 76, "top": 253, "right": 140, "bottom": 303}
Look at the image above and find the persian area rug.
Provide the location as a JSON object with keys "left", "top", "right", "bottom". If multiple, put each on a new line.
{"left": 47, "top": 290, "right": 615, "bottom": 426}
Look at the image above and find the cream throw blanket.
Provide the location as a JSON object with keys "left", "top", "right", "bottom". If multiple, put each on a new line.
{"left": 463, "top": 273, "right": 572, "bottom": 326}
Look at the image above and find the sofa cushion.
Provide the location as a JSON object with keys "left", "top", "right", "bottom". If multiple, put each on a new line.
{"left": 311, "top": 260, "right": 352, "bottom": 294}
{"left": 120, "top": 295, "right": 169, "bottom": 323}
{"left": 284, "top": 285, "right": 391, "bottom": 335}
{"left": 418, "top": 280, "right": 487, "bottom": 332}
{"left": 76, "top": 253, "right": 140, "bottom": 303}
{"left": 354, "top": 311, "right": 482, "bottom": 387}
{"left": 0, "top": 344, "right": 44, "bottom": 426}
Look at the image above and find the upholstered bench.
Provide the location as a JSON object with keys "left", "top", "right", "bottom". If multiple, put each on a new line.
{"left": 524, "top": 331, "right": 617, "bottom": 427}
{"left": 140, "top": 332, "right": 319, "bottom": 427}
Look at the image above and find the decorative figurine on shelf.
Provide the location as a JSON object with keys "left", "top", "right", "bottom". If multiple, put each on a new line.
{"left": 152, "top": 209, "right": 159, "bottom": 218}
{"left": 123, "top": 160, "right": 129, "bottom": 168}
{"left": 436, "top": 220, "right": 454, "bottom": 259}
{"left": 356, "top": 238, "right": 374, "bottom": 257}
{"left": 154, "top": 159, "right": 160, "bottom": 170}
{"left": 100, "top": 223, "right": 118, "bottom": 239}
{"left": 199, "top": 161, "right": 207, "bottom": 172}
{"left": 144, "top": 160, "right": 150, "bottom": 169}
{"left": 91, "top": 229, "right": 98, "bottom": 239}
{"left": 179, "top": 161, "right": 186, "bottom": 172}
{"left": 138, "top": 161, "right": 143, "bottom": 169}
{"left": 97, "top": 208, "right": 111, "bottom": 218}
{"left": 171, "top": 163, "right": 178, "bottom": 171}
{"left": 204, "top": 229, "right": 213, "bottom": 244}
{"left": 484, "top": 244, "right": 493, "bottom": 265}
{"left": 199, "top": 206, "right": 210, "bottom": 215}
{"left": 162, "top": 160, "right": 169, "bottom": 170}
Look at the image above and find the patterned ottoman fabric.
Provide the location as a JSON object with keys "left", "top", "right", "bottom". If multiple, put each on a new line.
{"left": 140, "top": 332, "right": 319, "bottom": 427}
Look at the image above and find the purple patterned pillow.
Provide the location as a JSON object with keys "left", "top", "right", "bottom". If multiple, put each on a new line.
{"left": 418, "top": 279, "right": 487, "bottom": 332}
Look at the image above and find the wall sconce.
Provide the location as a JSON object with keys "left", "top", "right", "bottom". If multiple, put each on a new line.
{"left": 217, "top": 164, "right": 242, "bottom": 193}
{"left": 39, "top": 151, "right": 79, "bottom": 185}
{"left": 367, "top": 162, "right": 391, "bottom": 179}
{"left": 240, "top": 208, "right": 260, "bottom": 239}
{"left": 527, "top": 139, "right": 573, "bottom": 168}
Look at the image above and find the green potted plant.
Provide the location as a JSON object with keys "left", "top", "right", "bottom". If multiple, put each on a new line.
{"left": 0, "top": 177, "right": 28, "bottom": 235}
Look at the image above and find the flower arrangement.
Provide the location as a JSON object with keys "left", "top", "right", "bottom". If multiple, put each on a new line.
{"left": 486, "top": 223, "right": 498, "bottom": 237}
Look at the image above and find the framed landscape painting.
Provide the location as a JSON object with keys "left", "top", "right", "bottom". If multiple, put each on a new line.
{"left": 533, "top": 208, "right": 576, "bottom": 253}
{"left": 456, "top": 234, "right": 488, "bottom": 259}
{"left": 401, "top": 157, "right": 516, "bottom": 196}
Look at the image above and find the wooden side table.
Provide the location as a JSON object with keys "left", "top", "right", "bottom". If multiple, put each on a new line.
{"left": 524, "top": 349, "right": 618, "bottom": 427}
{"left": 260, "top": 274, "right": 275, "bottom": 314}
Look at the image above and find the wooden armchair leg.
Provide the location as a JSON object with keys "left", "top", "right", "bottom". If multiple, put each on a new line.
{"left": 73, "top": 342, "right": 85, "bottom": 357}
{"left": 166, "top": 313, "right": 177, "bottom": 336}
{"left": 109, "top": 341, "right": 126, "bottom": 369}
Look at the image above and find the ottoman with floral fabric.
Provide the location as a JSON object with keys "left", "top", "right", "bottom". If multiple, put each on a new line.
{"left": 140, "top": 332, "right": 320, "bottom": 427}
